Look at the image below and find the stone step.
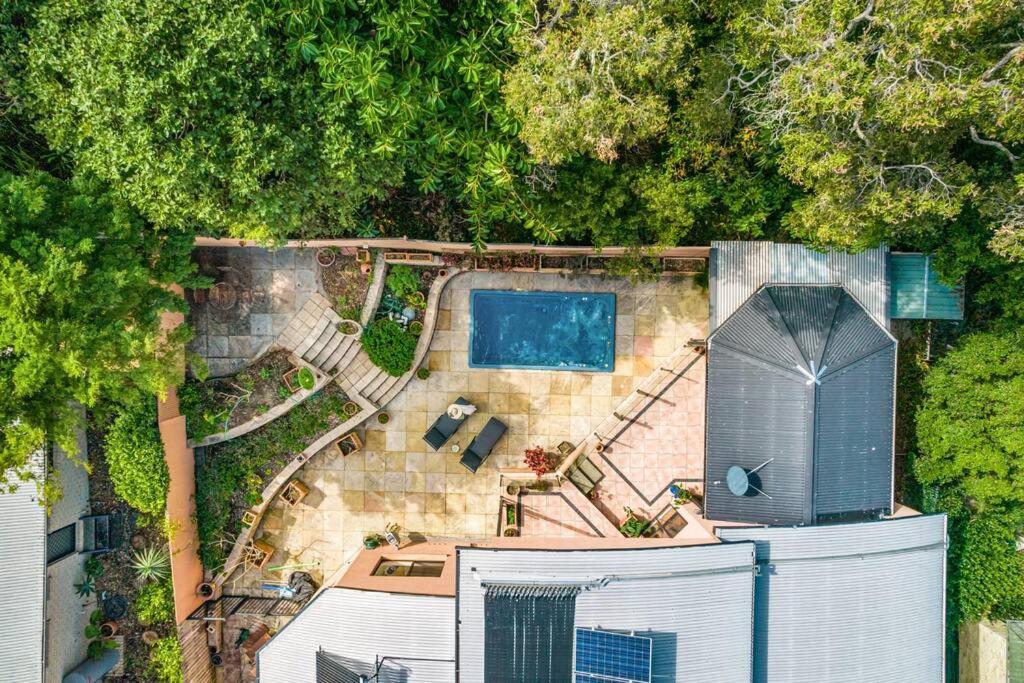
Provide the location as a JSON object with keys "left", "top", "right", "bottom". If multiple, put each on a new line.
{"left": 295, "top": 316, "right": 332, "bottom": 359}
{"left": 354, "top": 368, "right": 384, "bottom": 393}
{"left": 302, "top": 321, "right": 337, "bottom": 364}
{"left": 362, "top": 370, "right": 393, "bottom": 399}
{"left": 311, "top": 331, "right": 345, "bottom": 368}
{"left": 370, "top": 374, "right": 402, "bottom": 404}
{"left": 331, "top": 338, "right": 363, "bottom": 374}
{"left": 322, "top": 336, "right": 355, "bottom": 373}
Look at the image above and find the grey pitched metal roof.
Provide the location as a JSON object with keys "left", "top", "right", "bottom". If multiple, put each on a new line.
{"left": 717, "top": 515, "right": 947, "bottom": 683}
{"left": 705, "top": 285, "right": 896, "bottom": 525}
{"left": 457, "top": 544, "right": 757, "bottom": 682}
{"left": 0, "top": 452, "right": 46, "bottom": 683}
{"left": 257, "top": 588, "right": 455, "bottom": 682}
{"left": 709, "top": 241, "right": 889, "bottom": 330}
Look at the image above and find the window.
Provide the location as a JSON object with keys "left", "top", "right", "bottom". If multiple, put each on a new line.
{"left": 373, "top": 560, "right": 445, "bottom": 577}
{"left": 47, "top": 524, "right": 76, "bottom": 564}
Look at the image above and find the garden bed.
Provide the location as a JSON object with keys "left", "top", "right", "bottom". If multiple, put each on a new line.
{"left": 195, "top": 383, "right": 350, "bottom": 571}
{"left": 86, "top": 425, "right": 180, "bottom": 682}
{"left": 320, "top": 251, "right": 372, "bottom": 320}
{"left": 179, "top": 349, "right": 304, "bottom": 441}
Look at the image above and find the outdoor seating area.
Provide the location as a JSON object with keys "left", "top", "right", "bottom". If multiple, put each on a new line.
{"left": 459, "top": 417, "right": 507, "bottom": 473}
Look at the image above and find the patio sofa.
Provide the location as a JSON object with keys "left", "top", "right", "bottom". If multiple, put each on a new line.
{"left": 423, "top": 397, "right": 472, "bottom": 451}
{"left": 460, "top": 417, "right": 507, "bottom": 473}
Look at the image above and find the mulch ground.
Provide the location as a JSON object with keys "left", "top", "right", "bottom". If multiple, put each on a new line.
{"left": 320, "top": 253, "right": 371, "bottom": 319}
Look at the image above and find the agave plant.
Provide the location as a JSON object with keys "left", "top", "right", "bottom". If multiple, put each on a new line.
{"left": 131, "top": 546, "right": 170, "bottom": 583}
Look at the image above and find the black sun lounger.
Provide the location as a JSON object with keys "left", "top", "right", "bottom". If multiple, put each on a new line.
{"left": 459, "top": 417, "right": 507, "bottom": 473}
{"left": 423, "top": 397, "right": 471, "bottom": 451}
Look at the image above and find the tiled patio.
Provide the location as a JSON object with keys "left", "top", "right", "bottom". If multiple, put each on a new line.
{"left": 236, "top": 270, "right": 708, "bottom": 589}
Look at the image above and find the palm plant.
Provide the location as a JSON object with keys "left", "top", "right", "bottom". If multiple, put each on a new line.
{"left": 132, "top": 546, "right": 171, "bottom": 583}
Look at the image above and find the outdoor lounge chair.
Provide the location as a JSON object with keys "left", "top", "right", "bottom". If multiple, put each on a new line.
{"left": 423, "top": 396, "right": 472, "bottom": 451}
{"left": 460, "top": 417, "right": 507, "bottom": 473}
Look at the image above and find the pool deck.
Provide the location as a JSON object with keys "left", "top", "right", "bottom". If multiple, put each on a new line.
{"left": 234, "top": 270, "right": 708, "bottom": 590}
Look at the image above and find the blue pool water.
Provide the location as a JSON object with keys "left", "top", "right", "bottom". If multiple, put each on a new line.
{"left": 469, "top": 290, "right": 616, "bottom": 372}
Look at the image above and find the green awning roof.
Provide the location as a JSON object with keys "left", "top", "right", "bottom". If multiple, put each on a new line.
{"left": 890, "top": 253, "right": 964, "bottom": 320}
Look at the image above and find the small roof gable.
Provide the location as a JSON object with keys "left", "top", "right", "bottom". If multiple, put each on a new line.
{"left": 717, "top": 515, "right": 947, "bottom": 682}
{"left": 705, "top": 285, "right": 896, "bottom": 525}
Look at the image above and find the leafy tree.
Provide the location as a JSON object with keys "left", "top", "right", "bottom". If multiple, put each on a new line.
{"left": 914, "top": 328, "right": 1024, "bottom": 517}
{"left": 724, "top": 0, "right": 1024, "bottom": 252}
{"left": 25, "top": 0, "right": 398, "bottom": 241}
{"left": 148, "top": 635, "right": 183, "bottom": 683}
{"left": 265, "top": 0, "right": 534, "bottom": 246}
{"left": 505, "top": 0, "right": 694, "bottom": 163}
{"left": 104, "top": 400, "right": 169, "bottom": 516}
{"left": 0, "top": 170, "right": 198, "bottom": 493}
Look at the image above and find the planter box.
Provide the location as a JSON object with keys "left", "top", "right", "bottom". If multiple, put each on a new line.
{"left": 663, "top": 257, "right": 706, "bottom": 274}
{"left": 240, "top": 509, "right": 260, "bottom": 527}
{"left": 282, "top": 367, "right": 302, "bottom": 394}
{"left": 333, "top": 431, "right": 363, "bottom": 457}
{"left": 356, "top": 249, "right": 372, "bottom": 264}
{"left": 384, "top": 251, "right": 435, "bottom": 264}
{"left": 243, "top": 540, "right": 275, "bottom": 570}
{"left": 281, "top": 479, "right": 310, "bottom": 508}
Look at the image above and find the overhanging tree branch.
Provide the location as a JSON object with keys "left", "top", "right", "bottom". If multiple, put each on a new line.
{"left": 970, "top": 125, "right": 1019, "bottom": 163}
{"left": 982, "top": 43, "right": 1023, "bottom": 82}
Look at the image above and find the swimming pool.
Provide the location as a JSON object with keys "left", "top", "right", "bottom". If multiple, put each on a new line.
{"left": 469, "top": 290, "right": 616, "bottom": 372}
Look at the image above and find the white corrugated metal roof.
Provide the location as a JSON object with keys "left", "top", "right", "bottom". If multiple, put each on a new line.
{"left": 717, "top": 515, "right": 947, "bottom": 683}
{"left": 457, "top": 544, "right": 756, "bottom": 682}
{"left": 710, "top": 241, "right": 889, "bottom": 330}
{"left": 256, "top": 588, "right": 455, "bottom": 682}
{"left": 0, "top": 453, "right": 46, "bottom": 682}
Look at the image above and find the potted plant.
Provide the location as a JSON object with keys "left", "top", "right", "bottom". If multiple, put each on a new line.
{"left": 281, "top": 479, "right": 310, "bottom": 507}
{"left": 197, "top": 582, "right": 216, "bottom": 599}
{"left": 409, "top": 320, "right": 424, "bottom": 336}
{"left": 100, "top": 621, "right": 118, "bottom": 638}
{"left": 316, "top": 247, "right": 337, "bottom": 267}
{"left": 503, "top": 528, "right": 520, "bottom": 537}
{"left": 338, "top": 319, "right": 362, "bottom": 336}
{"left": 505, "top": 483, "right": 521, "bottom": 497}
{"left": 524, "top": 446, "right": 554, "bottom": 477}
{"left": 377, "top": 412, "right": 391, "bottom": 425}
{"left": 505, "top": 503, "right": 517, "bottom": 528}
{"left": 619, "top": 507, "right": 650, "bottom": 538}
{"left": 297, "top": 367, "right": 316, "bottom": 391}
{"left": 282, "top": 367, "right": 302, "bottom": 393}
{"left": 342, "top": 400, "right": 360, "bottom": 417}
{"left": 364, "top": 533, "right": 384, "bottom": 549}
{"left": 670, "top": 485, "right": 693, "bottom": 507}
{"left": 416, "top": 367, "right": 430, "bottom": 380}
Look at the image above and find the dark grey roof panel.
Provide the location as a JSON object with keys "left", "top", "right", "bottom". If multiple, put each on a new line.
{"left": 717, "top": 516, "right": 947, "bottom": 683}
{"left": 712, "top": 288, "right": 797, "bottom": 372}
{"left": 814, "top": 349, "right": 895, "bottom": 517}
{"left": 705, "top": 346, "right": 811, "bottom": 525}
{"left": 820, "top": 293, "right": 894, "bottom": 373}
{"left": 766, "top": 285, "right": 840, "bottom": 368}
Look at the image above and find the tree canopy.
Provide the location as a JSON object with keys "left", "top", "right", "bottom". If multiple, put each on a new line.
{"left": 0, "top": 170, "right": 199, "bottom": 491}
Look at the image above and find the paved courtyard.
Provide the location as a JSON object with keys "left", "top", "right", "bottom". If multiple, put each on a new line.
{"left": 237, "top": 270, "right": 708, "bottom": 588}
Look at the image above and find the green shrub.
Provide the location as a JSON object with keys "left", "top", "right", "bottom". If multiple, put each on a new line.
{"left": 361, "top": 319, "right": 416, "bottom": 377}
{"left": 148, "top": 635, "right": 183, "bottom": 683}
{"left": 132, "top": 546, "right": 171, "bottom": 583}
{"left": 297, "top": 367, "right": 315, "bottom": 390}
{"left": 949, "top": 513, "right": 1024, "bottom": 624}
{"left": 177, "top": 380, "right": 226, "bottom": 441}
{"left": 104, "top": 401, "right": 169, "bottom": 516}
{"left": 135, "top": 581, "right": 174, "bottom": 626}
{"left": 385, "top": 265, "right": 420, "bottom": 300}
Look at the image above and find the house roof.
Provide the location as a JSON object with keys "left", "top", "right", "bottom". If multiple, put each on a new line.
{"left": 717, "top": 515, "right": 947, "bottom": 683}
{"left": 256, "top": 588, "right": 455, "bottom": 682}
{"left": 705, "top": 284, "right": 896, "bottom": 525}
{"left": 0, "top": 452, "right": 46, "bottom": 683}
{"left": 456, "top": 543, "right": 757, "bottom": 682}
{"left": 709, "top": 241, "right": 890, "bottom": 330}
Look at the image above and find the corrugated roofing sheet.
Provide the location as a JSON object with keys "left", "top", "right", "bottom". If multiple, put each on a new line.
{"left": 717, "top": 515, "right": 947, "bottom": 683}
{"left": 890, "top": 252, "right": 965, "bottom": 319}
{"left": 457, "top": 544, "right": 756, "bottom": 683}
{"left": 257, "top": 588, "right": 455, "bottom": 682}
{"left": 710, "top": 241, "right": 889, "bottom": 330}
{"left": 705, "top": 285, "right": 896, "bottom": 525}
{"left": 0, "top": 453, "right": 46, "bottom": 683}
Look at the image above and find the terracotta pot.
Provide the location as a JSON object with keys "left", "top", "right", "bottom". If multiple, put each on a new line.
{"left": 142, "top": 631, "right": 160, "bottom": 646}
{"left": 100, "top": 622, "right": 118, "bottom": 638}
{"left": 197, "top": 582, "right": 216, "bottom": 599}
{"left": 316, "top": 248, "right": 337, "bottom": 268}
{"left": 438, "top": 269, "right": 448, "bottom": 278}
{"left": 594, "top": 442, "right": 605, "bottom": 453}
{"left": 503, "top": 528, "right": 520, "bottom": 537}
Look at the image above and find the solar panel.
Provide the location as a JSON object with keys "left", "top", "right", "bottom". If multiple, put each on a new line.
{"left": 574, "top": 628, "right": 652, "bottom": 683}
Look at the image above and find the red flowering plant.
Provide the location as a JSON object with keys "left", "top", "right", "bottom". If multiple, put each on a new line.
{"left": 524, "top": 446, "right": 554, "bottom": 478}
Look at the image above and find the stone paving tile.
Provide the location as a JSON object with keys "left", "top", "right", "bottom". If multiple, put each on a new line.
{"left": 236, "top": 271, "right": 707, "bottom": 590}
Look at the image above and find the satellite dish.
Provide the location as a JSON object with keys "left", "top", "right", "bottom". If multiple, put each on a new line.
{"left": 724, "top": 459, "right": 774, "bottom": 499}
